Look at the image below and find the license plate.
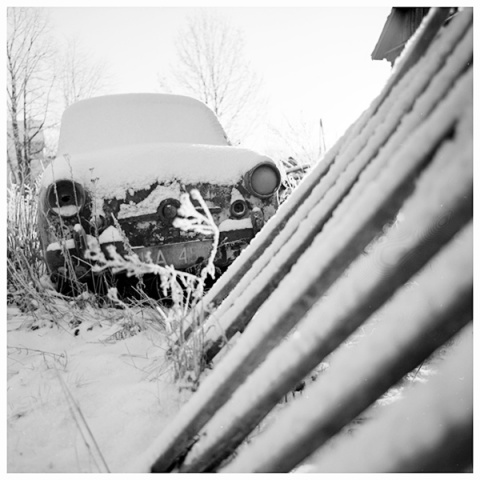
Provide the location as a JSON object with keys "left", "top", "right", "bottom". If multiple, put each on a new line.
{"left": 132, "top": 241, "right": 213, "bottom": 268}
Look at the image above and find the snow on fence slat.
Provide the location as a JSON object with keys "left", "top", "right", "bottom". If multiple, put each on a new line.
{"left": 182, "top": 7, "right": 464, "bottom": 336}
{"left": 177, "top": 110, "right": 473, "bottom": 472}
{"left": 222, "top": 281, "right": 473, "bottom": 474}
{"left": 197, "top": 15, "right": 473, "bottom": 363}
{"left": 294, "top": 323, "right": 473, "bottom": 473}
{"left": 140, "top": 9, "right": 472, "bottom": 473}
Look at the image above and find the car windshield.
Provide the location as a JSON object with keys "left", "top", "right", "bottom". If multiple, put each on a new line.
{"left": 56, "top": 93, "right": 229, "bottom": 156}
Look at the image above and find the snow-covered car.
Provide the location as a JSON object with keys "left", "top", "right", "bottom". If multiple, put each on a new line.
{"left": 37, "top": 93, "right": 281, "bottom": 297}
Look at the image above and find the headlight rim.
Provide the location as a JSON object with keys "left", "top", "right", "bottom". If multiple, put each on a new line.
{"left": 46, "top": 179, "right": 86, "bottom": 217}
{"left": 244, "top": 161, "right": 282, "bottom": 199}
{"left": 230, "top": 198, "right": 248, "bottom": 218}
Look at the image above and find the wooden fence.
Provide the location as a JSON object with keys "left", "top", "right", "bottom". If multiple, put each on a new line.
{"left": 138, "top": 8, "right": 473, "bottom": 473}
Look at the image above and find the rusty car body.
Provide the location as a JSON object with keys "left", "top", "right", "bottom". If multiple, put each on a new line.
{"left": 38, "top": 93, "right": 281, "bottom": 298}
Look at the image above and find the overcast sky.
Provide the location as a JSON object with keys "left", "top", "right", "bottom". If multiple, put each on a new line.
{"left": 41, "top": 4, "right": 392, "bottom": 152}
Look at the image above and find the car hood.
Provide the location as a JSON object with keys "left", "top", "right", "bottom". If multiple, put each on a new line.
{"left": 41, "top": 142, "right": 273, "bottom": 201}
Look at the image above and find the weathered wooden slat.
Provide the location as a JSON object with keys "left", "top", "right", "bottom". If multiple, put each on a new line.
{"left": 291, "top": 324, "right": 473, "bottom": 473}
{"left": 178, "top": 116, "right": 473, "bottom": 472}
{"left": 197, "top": 16, "right": 473, "bottom": 364}
{"left": 222, "top": 303, "right": 473, "bottom": 473}
{"left": 148, "top": 64, "right": 472, "bottom": 472}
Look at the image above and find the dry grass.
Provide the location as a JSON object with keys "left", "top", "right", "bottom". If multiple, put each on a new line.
{"left": 278, "top": 156, "right": 313, "bottom": 203}
{"left": 7, "top": 180, "right": 49, "bottom": 310}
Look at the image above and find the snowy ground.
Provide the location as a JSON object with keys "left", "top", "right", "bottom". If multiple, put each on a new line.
{"left": 6, "top": 292, "right": 471, "bottom": 474}
{"left": 6, "top": 303, "right": 192, "bottom": 473}
{"left": 5, "top": 300, "right": 447, "bottom": 474}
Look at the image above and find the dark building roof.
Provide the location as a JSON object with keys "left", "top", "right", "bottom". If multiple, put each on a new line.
{"left": 371, "top": 7, "right": 431, "bottom": 65}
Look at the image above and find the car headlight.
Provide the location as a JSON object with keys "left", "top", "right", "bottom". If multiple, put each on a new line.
{"left": 46, "top": 180, "right": 85, "bottom": 217}
{"left": 244, "top": 161, "right": 281, "bottom": 198}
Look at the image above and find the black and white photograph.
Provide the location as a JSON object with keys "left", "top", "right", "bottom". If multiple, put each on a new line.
{"left": 5, "top": 3, "right": 473, "bottom": 474}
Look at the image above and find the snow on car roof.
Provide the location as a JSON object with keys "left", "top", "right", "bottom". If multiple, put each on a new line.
{"left": 42, "top": 142, "right": 272, "bottom": 200}
{"left": 56, "top": 93, "right": 230, "bottom": 156}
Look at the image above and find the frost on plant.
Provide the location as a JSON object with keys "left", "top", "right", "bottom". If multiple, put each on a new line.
{"left": 85, "top": 189, "right": 220, "bottom": 389}
{"left": 173, "top": 189, "right": 219, "bottom": 287}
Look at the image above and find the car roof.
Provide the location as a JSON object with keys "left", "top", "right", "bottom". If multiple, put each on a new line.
{"left": 56, "top": 93, "right": 230, "bottom": 156}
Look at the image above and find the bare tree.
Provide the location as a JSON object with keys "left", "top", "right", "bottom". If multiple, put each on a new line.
{"left": 7, "top": 7, "right": 55, "bottom": 186}
{"left": 159, "top": 11, "right": 265, "bottom": 145}
{"left": 59, "top": 37, "right": 110, "bottom": 109}
{"left": 37, "top": 36, "right": 112, "bottom": 158}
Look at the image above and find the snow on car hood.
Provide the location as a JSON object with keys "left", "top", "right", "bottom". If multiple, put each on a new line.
{"left": 41, "top": 142, "right": 273, "bottom": 200}
{"left": 56, "top": 93, "right": 229, "bottom": 155}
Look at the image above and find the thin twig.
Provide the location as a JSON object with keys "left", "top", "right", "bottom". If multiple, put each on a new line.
{"left": 54, "top": 367, "right": 110, "bottom": 473}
